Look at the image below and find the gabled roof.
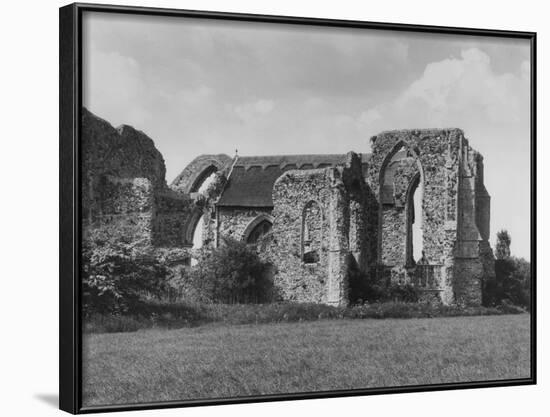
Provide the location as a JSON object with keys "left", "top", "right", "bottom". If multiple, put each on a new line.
{"left": 216, "top": 154, "right": 370, "bottom": 207}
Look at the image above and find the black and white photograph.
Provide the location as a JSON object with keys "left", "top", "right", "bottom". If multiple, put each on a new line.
{"left": 59, "top": 3, "right": 535, "bottom": 413}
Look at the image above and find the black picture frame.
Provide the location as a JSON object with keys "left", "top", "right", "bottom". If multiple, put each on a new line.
{"left": 59, "top": 2, "right": 537, "bottom": 414}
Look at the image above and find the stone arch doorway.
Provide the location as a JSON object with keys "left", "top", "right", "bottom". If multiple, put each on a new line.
{"left": 242, "top": 214, "right": 273, "bottom": 244}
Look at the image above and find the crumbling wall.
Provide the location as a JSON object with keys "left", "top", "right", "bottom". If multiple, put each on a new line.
{"left": 263, "top": 152, "right": 367, "bottom": 306}
{"left": 170, "top": 154, "right": 232, "bottom": 194}
{"left": 367, "top": 129, "right": 491, "bottom": 305}
{"left": 93, "top": 175, "right": 155, "bottom": 245}
{"left": 367, "top": 129, "right": 458, "bottom": 295}
{"left": 81, "top": 108, "right": 192, "bottom": 262}
{"left": 82, "top": 108, "right": 166, "bottom": 226}
{"left": 266, "top": 169, "right": 334, "bottom": 303}
{"left": 342, "top": 153, "right": 371, "bottom": 273}
{"left": 152, "top": 190, "right": 195, "bottom": 247}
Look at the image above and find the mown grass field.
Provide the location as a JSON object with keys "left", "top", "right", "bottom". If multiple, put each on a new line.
{"left": 82, "top": 314, "right": 530, "bottom": 407}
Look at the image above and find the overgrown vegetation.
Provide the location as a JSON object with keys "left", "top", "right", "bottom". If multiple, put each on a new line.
{"left": 347, "top": 257, "right": 419, "bottom": 304}
{"left": 83, "top": 300, "right": 524, "bottom": 334}
{"left": 483, "top": 229, "right": 531, "bottom": 311}
{"left": 82, "top": 227, "right": 531, "bottom": 334}
{"left": 82, "top": 226, "right": 170, "bottom": 316}
{"left": 174, "top": 237, "right": 274, "bottom": 304}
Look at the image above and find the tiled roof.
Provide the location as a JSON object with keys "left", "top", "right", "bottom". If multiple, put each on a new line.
{"left": 216, "top": 154, "right": 369, "bottom": 207}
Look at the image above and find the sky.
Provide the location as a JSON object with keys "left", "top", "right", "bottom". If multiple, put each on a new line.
{"left": 82, "top": 12, "right": 532, "bottom": 259}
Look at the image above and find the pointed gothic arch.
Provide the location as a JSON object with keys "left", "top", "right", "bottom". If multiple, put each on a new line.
{"left": 378, "top": 141, "right": 424, "bottom": 264}
{"left": 242, "top": 214, "right": 273, "bottom": 244}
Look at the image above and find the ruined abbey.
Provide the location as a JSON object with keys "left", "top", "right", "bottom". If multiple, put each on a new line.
{"left": 82, "top": 107, "right": 495, "bottom": 307}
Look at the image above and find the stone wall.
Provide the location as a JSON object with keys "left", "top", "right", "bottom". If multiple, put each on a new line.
{"left": 260, "top": 152, "right": 367, "bottom": 306}
{"left": 217, "top": 207, "right": 272, "bottom": 242}
{"left": 82, "top": 107, "right": 494, "bottom": 307}
{"left": 93, "top": 175, "right": 155, "bottom": 245}
{"left": 266, "top": 169, "right": 334, "bottom": 303}
{"left": 152, "top": 190, "right": 195, "bottom": 247}
{"left": 82, "top": 108, "right": 192, "bottom": 262}
{"left": 170, "top": 154, "right": 232, "bottom": 194}
{"left": 366, "top": 129, "right": 492, "bottom": 305}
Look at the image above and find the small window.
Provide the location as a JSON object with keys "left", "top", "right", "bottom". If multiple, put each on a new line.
{"left": 302, "top": 201, "right": 322, "bottom": 264}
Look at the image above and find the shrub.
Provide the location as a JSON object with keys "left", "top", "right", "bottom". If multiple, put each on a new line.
{"left": 82, "top": 226, "right": 170, "bottom": 316}
{"left": 186, "top": 237, "right": 274, "bottom": 304}
{"left": 483, "top": 256, "right": 531, "bottom": 311}
{"left": 350, "top": 275, "right": 419, "bottom": 304}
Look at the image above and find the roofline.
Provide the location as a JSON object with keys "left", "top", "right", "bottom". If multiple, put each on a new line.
{"left": 216, "top": 204, "right": 274, "bottom": 209}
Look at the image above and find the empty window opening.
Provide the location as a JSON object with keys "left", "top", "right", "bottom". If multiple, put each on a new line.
{"left": 380, "top": 145, "right": 409, "bottom": 205}
{"left": 302, "top": 201, "right": 322, "bottom": 264}
{"left": 406, "top": 174, "right": 424, "bottom": 265}
{"left": 191, "top": 214, "right": 205, "bottom": 266}
{"left": 412, "top": 181, "right": 423, "bottom": 262}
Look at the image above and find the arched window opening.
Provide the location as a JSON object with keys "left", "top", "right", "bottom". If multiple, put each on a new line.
{"left": 191, "top": 214, "right": 205, "bottom": 266}
{"left": 406, "top": 174, "right": 424, "bottom": 266}
{"left": 190, "top": 166, "right": 218, "bottom": 194}
{"left": 302, "top": 201, "right": 322, "bottom": 264}
{"left": 380, "top": 145, "right": 409, "bottom": 206}
{"left": 242, "top": 215, "right": 274, "bottom": 245}
{"left": 246, "top": 219, "right": 272, "bottom": 244}
{"left": 412, "top": 180, "right": 423, "bottom": 262}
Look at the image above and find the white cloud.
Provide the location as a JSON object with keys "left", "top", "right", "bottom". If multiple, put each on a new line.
{"left": 354, "top": 47, "right": 531, "bottom": 258}
{"left": 361, "top": 48, "right": 529, "bottom": 132}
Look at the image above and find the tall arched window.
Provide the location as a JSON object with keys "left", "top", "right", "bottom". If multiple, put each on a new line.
{"left": 406, "top": 173, "right": 424, "bottom": 265}
{"left": 380, "top": 144, "right": 408, "bottom": 206}
{"left": 378, "top": 142, "right": 423, "bottom": 266}
{"left": 302, "top": 201, "right": 323, "bottom": 264}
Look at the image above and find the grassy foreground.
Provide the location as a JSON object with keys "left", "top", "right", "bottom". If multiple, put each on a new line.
{"left": 82, "top": 314, "right": 530, "bottom": 407}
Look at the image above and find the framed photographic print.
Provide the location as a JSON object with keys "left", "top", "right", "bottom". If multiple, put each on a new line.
{"left": 59, "top": 2, "right": 536, "bottom": 414}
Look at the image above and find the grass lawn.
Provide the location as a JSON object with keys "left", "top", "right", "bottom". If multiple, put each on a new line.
{"left": 82, "top": 314, "right": 531, "bottom": 407}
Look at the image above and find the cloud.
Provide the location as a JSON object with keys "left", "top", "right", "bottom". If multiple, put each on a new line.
{"left": 83, "top": 44, "right": 150, "bottom": 127}
{"left": 355, "top": 47, "right": 531, "bottom": 258}
{"left": 361, "top": 48, "right": 530, "bottom": 132}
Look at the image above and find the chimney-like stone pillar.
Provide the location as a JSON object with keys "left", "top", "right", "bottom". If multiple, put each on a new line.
{"left": 326, "top": 168, "right": 350, "bottom": 306}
